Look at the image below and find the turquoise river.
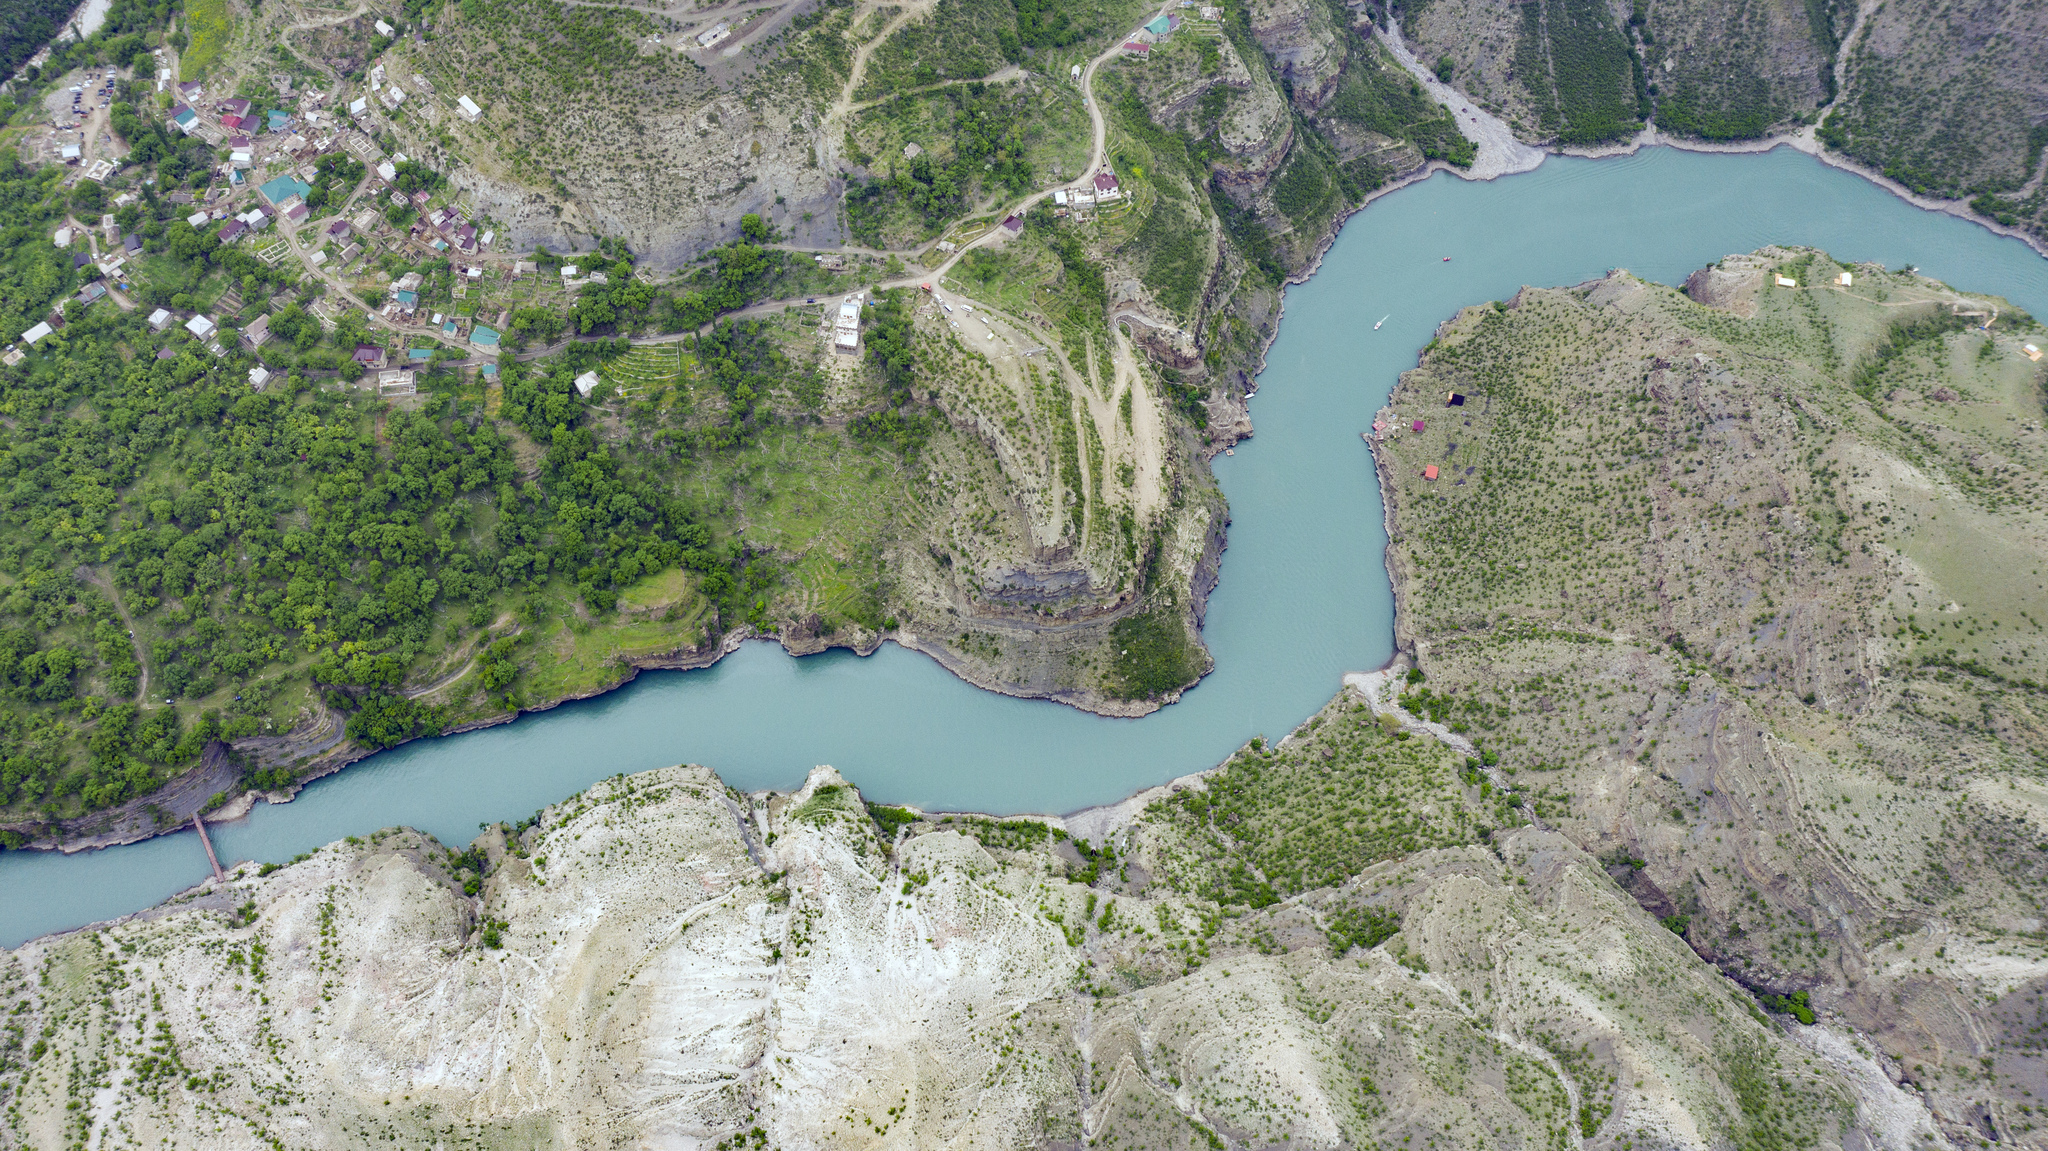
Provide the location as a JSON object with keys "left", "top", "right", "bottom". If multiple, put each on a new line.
{"left": 5, "top": 145, "right": 2047, "bottom": 946}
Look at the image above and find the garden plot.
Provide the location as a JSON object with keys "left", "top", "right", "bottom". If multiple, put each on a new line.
{"left": 600, "top": 341, "right": 689, "bottom": 396}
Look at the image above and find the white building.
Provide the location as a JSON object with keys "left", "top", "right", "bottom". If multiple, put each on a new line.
{"left": 696, "top": 21, "right": 730, "bottom": 47}
{"left": 1835, "top": 271, "right": 1853, "bottom": 286}
{"left": 147, "top": 308, "right": 172, "bottom": 331}
{"left": 834, "top": 298, "right": 861, "bottom": 354}
{"left": 248, "top": 365, "right": 271, "bottom": 388}
{"left": 184, "top": 315, "right": 216, "bottom": 339}
{"left": 374, "top": 18, "right": 394, "bottom": 35}
{"left": 456, "top": 95, "right": 482, "bottom": 122}
{"left": 21, "top": 322, "right": 52, "bottom": 344}
{"left": 574, "top": 370, "right": 600, "bottom": 396}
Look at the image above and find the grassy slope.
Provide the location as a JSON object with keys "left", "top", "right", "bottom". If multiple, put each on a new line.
{"left": 178, "top": 0, "right": 232, "bottom": 78}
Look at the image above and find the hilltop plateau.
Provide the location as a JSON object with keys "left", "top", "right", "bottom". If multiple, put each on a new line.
{"left": 1373, "top": 247, "right": 2048, "bottom": 1142}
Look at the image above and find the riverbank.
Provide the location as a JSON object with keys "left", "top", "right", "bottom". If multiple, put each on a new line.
{"left": 1556, "top": 122, "right": 2048, "bottom": 261}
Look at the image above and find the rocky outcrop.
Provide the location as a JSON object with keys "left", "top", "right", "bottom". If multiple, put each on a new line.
{"left": 1246, "top": 0, "right": 1347, "bottom": 111}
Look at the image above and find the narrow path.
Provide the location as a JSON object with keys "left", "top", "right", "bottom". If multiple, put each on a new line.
{"left": 485, "top": 12, "right": 1176, "bottom": 352}
{"left": 844, "top": 65, "right": 1023, "bottom": 114}
{"left": 404, "top": 654, "right": 477, "bottom": 700}
{"left": 830, "top": 3, "right": 926, "bottom": 125}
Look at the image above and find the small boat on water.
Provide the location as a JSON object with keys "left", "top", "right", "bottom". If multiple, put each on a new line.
{"left": 1442, "top": 256, "right": 1451, "bottom": 262}
{"left": 1373, "top": 315, "right": 1388, "bottom": 329}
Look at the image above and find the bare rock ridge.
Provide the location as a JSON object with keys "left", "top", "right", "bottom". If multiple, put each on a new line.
{"left": 0, "top": 755, "right": 1906, "bottom": 1149}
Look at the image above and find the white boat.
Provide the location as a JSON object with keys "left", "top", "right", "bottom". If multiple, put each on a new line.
{"left": 1373, "top": 315, "right": 1388, "bottom": 329}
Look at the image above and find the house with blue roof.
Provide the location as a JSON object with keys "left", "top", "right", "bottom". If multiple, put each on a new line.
{"left": 170, "top": 105, "right": 198, "bottom": 133}
{"left": 267, "top": 109, "right": 292, "bottom": 132}
{"left": 392, "top": 289, "right": 419, "bottom": 314}
{"left": 470, "top": 325, "right": 501, "bottom": 350}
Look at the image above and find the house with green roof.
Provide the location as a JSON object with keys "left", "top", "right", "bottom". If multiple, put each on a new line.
{"left": 259, "top": 174, "right": 312, "bottom": 207}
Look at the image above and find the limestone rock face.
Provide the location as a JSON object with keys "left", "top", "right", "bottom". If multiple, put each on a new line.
{"left": 1214, "top": 74, "right": 1297, "bottom": 194}
{"left": 4, "top": 750, "right": 1924, "bottom": 1149}
{"left": 1246, "top": 0, "right": 1347, "bottom": 112}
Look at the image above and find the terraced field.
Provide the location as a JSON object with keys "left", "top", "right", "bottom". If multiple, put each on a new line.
{"left": 599, "top": 342, "right": 690, "bottom": 397}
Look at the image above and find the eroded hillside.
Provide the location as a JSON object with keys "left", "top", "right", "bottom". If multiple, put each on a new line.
{"left": 0, "top": 755, "right": 1917, "bottom": 1150}
{"left": 1374, "top": 247, "right": 2048, "bottom": 1141}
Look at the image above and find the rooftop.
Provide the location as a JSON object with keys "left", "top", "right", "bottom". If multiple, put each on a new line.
{"left": 258, "top": 173, "right": 312, "bottom": 206}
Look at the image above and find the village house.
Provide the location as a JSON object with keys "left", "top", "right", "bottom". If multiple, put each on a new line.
{"left": 834, "top": 297, "right": 862, "bottom": 354}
